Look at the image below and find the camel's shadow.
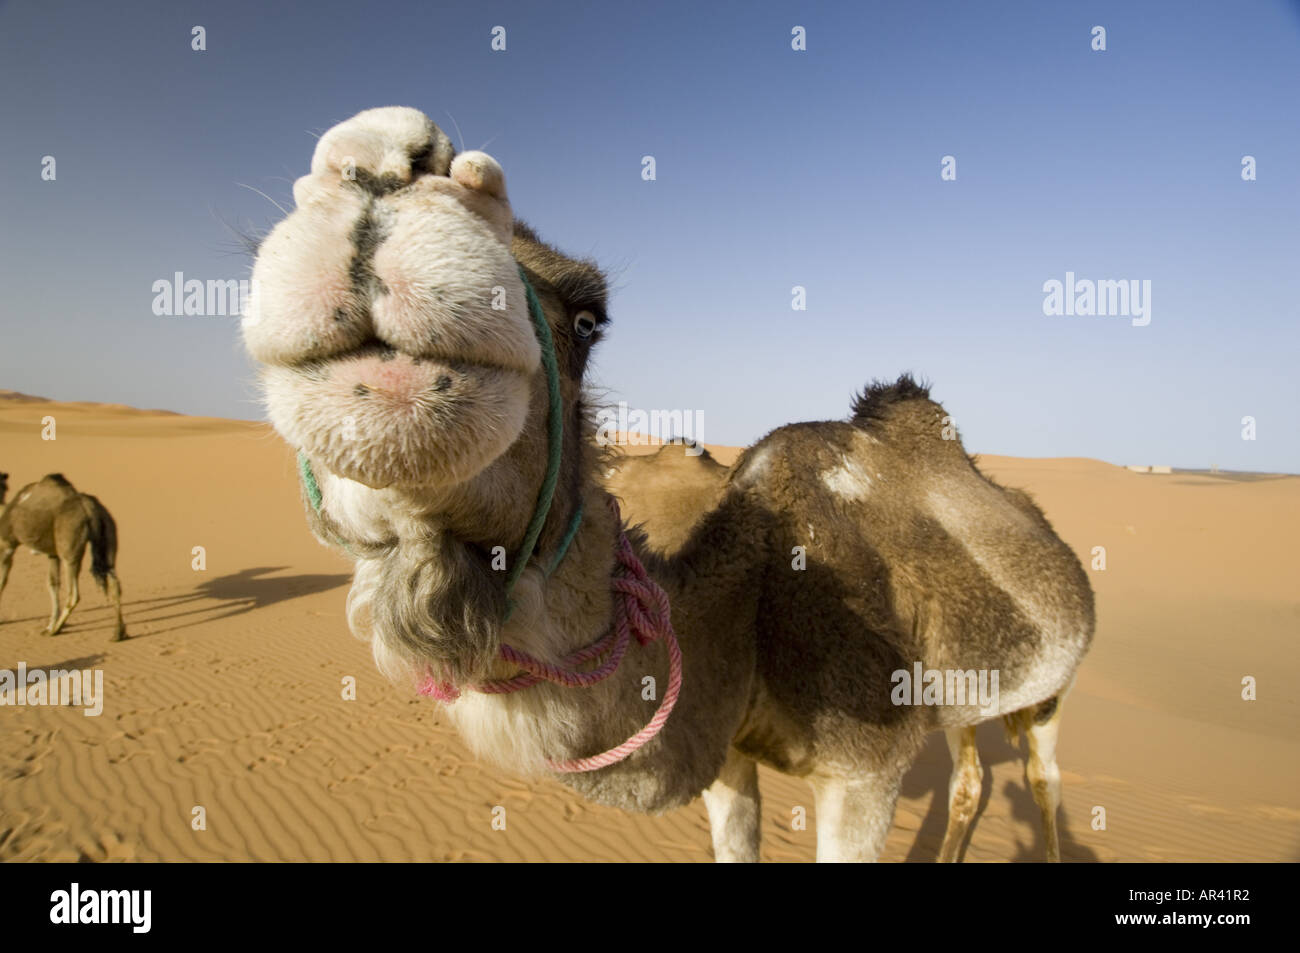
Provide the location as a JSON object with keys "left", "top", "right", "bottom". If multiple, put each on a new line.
{"left": 117, "top": 566, "right": 353, "bottom": 637}
{"left": 901, "top": 721, "right": 1101, "bottom": 863}
{"left": 1, "top": 566, "right": 351, "bottom": 639}
{"left": 0, "top": 652, "right": 106, "bottom": 674}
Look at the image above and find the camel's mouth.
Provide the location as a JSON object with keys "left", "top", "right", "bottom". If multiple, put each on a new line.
{"left": 260, "top": 340, "right": 534, "bottom": 490}
{"left": 292, "top": 339, "right": 514, "bottom": 398}
{"left": 241, "top": 107, "right": 541, "bottom": 490}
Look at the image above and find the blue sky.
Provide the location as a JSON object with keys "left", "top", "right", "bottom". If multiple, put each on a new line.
{"left": 1, "top": 0, "right": 1297, "bottom": 471}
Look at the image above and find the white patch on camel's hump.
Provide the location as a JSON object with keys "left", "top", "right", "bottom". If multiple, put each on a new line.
{"left": 821, "top": 456, "right": 872, "bottom": 501}
{"left": 732, "top": 444, "right": 774, "bottom": 489}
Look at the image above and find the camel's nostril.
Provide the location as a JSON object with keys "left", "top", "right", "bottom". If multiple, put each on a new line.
{"left": 409, "top": 143, "right": 434, "bottom": 170}
{"left": 351, "top": 169, "right": 411, "bottom": 197}
{"left": 434, "top": 375, "right": 453, "bottom": 393}
{"left": 354, "top": 384, "right": 371, "bottom": 397}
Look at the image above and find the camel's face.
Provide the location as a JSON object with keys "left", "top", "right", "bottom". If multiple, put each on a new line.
{"left": 243, "top": 107, "right": 543, "bottom": 490}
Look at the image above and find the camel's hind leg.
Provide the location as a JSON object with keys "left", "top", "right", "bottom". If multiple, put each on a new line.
{"left": 936, "top": 725, "right": 981, "bottom": 862}
{"left": 1024, "top": 696, "right": 1066, "bottom": 863}
{"left": 42, "top": 556, "right": 62, "bottom": 634}
{"left": 0, "top": 544, "right": 14, "bottom": 613}
{"left": 702, "top": 747, "right": 761, "bottom": 863}
{"left": 105, "top": 572, "right": 126, "bottom": 641}
{"left": 811, "top": 770, "right": 902, "bottom": 862}
{"left": 48, "top": 550, "right": 83, "bottom": 636}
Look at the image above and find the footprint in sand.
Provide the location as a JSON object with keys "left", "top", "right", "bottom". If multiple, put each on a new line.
{"left": 74, "top": 830, "right": 138, "bottom": 862}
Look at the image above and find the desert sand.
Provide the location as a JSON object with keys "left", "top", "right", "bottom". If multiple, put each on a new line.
{"left": 1, "top": 392, "right": 1297, "bottom": 862}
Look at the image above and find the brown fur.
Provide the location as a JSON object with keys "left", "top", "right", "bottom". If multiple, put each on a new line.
{"left": 609, "top": 442, "right": 1078, "bottom": 860}
{"left": 0, "top": 474, "right": 126, "bottom": 641}
{"left": 605, "top": 446, "right": 727, "bottom": 555}
{"left": 245, "top": 108, "right": 1095, "bottom": 862}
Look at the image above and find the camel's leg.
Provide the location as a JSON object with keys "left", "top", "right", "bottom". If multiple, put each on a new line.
{"left": 49, "top": 551, "right": 83, "bottom": 636}
{"left": 701, "top": 747, "right": 761, "bottom": 863}
{"left": 936, "top": 725, "right": 981, "bottom": 862}
{"left": 1026, "top": 700, "right": 1065, "bottom": 863}
{"left": 0, "top": 545, "right": 14, "bottom": 613}
{"left": 106, "top": 572, "right": 127, "bottom": 641}
{"left": 42, "top": 556, "right": 61, "bottom": 634}
{"left": 811, "top": 772, "right": 900, "bottom": 862}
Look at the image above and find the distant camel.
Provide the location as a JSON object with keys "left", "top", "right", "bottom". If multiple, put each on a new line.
{"left": 0, "top": 473, "right": 126, "bottom": 641}
{"left": 605, "top": 445, "right": 728, "bottom": 555}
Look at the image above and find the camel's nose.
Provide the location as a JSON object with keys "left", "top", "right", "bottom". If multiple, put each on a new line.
{"left": 297, "top": 106, "right": 456, "bottom": 204}
{"left": 245, "top": 107, "right": 526, "bottom": 371}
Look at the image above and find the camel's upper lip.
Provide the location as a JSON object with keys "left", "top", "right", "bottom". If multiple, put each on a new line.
{"left": 282, "top": 338, "right": 389, "bottom": 374}
{"left": 331, "top": 338, "right": 400, "bottom": 363}
{"left": 284, "top": 339, "right": 529, "bottom": 394}
{"left": 290, "top": 338, "right": 436, "bottom": 372}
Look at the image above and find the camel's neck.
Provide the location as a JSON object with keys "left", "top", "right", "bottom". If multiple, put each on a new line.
{"left": 363, "top": 395, "right": 772, "bottom": 800}
{"left": 487, "top": 439, "right": 622, "bottom": 665}
{"left": 498, "top": 426, "right": 776, "bottom": 658}
{"left": 458, "top": 467, "right": 772, "bottom": 809}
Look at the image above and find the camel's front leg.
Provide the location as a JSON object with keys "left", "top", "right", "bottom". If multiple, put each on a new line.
{"left": 702, "top": 748, "right": 761, "bottom": 862}
{"left": 811, "top": 773, "right": 900, "bottom": 862}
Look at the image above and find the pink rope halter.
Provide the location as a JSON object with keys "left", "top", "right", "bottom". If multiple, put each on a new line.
{"left": 418, "top": 501, "right": 683, "bottom": 774}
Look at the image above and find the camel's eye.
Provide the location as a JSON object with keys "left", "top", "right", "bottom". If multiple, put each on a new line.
{"left": 573, "top": 310, "right": 597, "bottom": 339}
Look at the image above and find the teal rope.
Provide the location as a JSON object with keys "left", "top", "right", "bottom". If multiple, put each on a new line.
{"left": 298, "top": 450, "right": 323, "bottom": 512}
{"left": 295, "top": 262, "right": 582, "bottom": 612}
{"left": 299, "top": 450, "right": 353, "bottom": 554}
{"left": 502, "top": 264, "right": 567, "bottom": 603}
{"left": 544, "top": 500, "right": 585, "bottom": 578}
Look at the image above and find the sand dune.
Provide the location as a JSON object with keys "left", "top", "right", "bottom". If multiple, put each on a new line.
{"left": 1, "top": 397, "right": 1297, "bottom": 861}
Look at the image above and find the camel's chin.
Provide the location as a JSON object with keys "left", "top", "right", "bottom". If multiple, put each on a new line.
{"left": 263, "top": 354, "right": 532, "bottom": 489}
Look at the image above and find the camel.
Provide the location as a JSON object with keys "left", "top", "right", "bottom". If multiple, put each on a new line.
{"left": 610, "top": 444, "right": 1072, "bottom": 861}
{"left": 605, "top": 445, "right": 728, "bottom": 555}
{"left": 241, "top": 106, "right": 1094, "bottom": 862}
{"left": 0, "top": 473, "right": 126, "bottom": 641}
